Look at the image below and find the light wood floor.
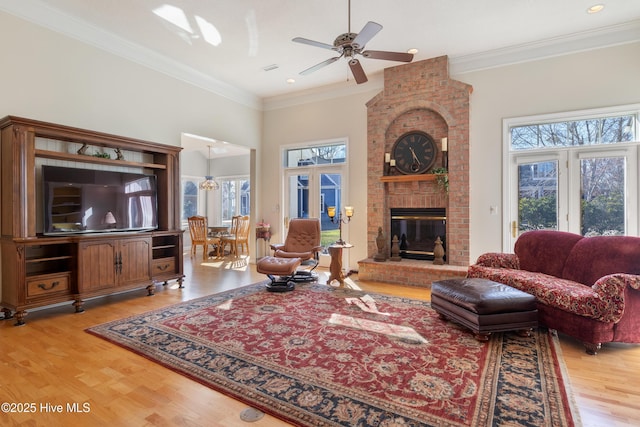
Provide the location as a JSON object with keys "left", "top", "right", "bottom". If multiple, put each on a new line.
{"left": 1, "top": 254, "right": 639, "bottom": 426}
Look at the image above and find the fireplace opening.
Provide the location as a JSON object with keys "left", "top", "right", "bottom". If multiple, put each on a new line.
{"left": 390, "top": 208, "right": 446, "bottom": 261}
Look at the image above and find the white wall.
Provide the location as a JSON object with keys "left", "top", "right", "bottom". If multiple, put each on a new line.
{"left": 0, "top": 11, "right": 261, "bottom": 152}
{"left": 262, "top": 90, "right": 378, "bottom": 268}
{"left": 262, "top": 42, "right": 640, "bottom": 266}
{"left": 459, "top": 42, "right": 640, "bottom": 260}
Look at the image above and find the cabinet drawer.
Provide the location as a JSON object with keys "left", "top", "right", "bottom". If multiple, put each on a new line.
{"left": 152, "top": 258, "right": 176, "bottom": 276}
{"left": 27, "top": 274, "right": 70, "bottom": 297}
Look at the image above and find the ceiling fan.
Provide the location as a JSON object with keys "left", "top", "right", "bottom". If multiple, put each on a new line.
{"left": 292, "top": 0, "right": 414, "bottom": 84}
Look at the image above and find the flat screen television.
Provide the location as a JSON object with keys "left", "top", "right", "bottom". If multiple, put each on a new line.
{"left": 42, "top": 165, "right": 158, "bottom": 235}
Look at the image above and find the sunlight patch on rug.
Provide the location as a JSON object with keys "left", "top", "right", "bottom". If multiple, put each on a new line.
{"left": 328, "top": 313, "right": 428, "bottom": 344}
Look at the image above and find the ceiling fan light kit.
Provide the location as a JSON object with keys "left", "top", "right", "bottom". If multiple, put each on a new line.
{"left": 292, "top": 0, "right": 414, "bottom": 84}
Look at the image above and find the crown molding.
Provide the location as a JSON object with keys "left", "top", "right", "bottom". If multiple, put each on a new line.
{"left": 0, "top": 0, "right": 262, "bottom": 110}
{"left": 450, "top": 19, "right": 640, "bottom": 74}
{"left": 263, "top": 73, "right": 384, "bottom": 111}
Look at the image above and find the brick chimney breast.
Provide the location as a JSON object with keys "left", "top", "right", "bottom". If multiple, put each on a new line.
{"left": 366, "top": 56, "right": 472, "bottom": 266}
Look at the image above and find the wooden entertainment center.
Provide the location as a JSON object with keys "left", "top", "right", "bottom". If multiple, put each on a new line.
{"left": 0, "top": 116, "right": 184, "bottom": 325}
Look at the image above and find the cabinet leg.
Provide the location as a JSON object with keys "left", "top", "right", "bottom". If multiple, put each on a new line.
{"left": 178, "top": 277, "right": 184, "bottom": 289}
{"left": 1, "top": 307, "right": 13, "bottom": 320}
{"left": 147, "top": 284, "right": 155, "bottom": 296}
{"left": 73, "top": 299, "right": 85, "bottom": 313}
{"left": 14, "top": 311, "right": 27, "bottom": 326}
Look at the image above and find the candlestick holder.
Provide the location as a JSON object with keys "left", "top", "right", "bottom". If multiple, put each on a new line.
{"left": 327, "top": 206, "right": 354, "bottom": 245}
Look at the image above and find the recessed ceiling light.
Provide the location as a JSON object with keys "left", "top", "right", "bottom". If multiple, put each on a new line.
{"left": 408, "top": 48, "right": 418, "bottom": 55}
{"left": 286, "top": 78, "right": 296, "bottom": 84}
{"left": 587, "top": 4, "right": 605, "bottom": 14}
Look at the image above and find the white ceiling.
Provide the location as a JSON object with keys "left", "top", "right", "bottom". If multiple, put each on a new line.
{"left": 180, "top": 132, "right": 249, "bottom": 160}
{"left": 1, "top": 0, "right": 639, "bottom": 157}
{"left": 2, "top": 0, "right": 639, "bottom": 106}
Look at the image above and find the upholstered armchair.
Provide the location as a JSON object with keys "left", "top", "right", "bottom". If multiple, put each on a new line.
{"left": 270, "top": 218, "right": 323, "bottom": 278}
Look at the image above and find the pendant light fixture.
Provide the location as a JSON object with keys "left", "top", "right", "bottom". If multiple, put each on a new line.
{"left": 199, "top": 145, "right": 220, "bottom": 191}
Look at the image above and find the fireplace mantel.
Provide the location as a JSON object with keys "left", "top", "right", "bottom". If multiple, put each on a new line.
{"left": 379, "top": 174, "right": 445, "bottom": 183}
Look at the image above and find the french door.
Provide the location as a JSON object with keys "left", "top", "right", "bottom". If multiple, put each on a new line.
{"left": 506, "top": 147, "right": 637, "bottom": 249}
{"left": 284, "top": 167, "right": 346, "bottom": 252}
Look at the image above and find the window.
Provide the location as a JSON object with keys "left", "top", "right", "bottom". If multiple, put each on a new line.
{"left": 181, "top": 177, "right": 201, "bottom": 221}
{"left": 220, "top": 177, "right": 250, "bottom": 225}
{"left": 511, "top": 114, "right": 634, "bottom": 150}
{"left": 504, "top": 105, "right": 639, "bottom": 249}
{"left": 285, "top": 144, "right": 346, "bottom": 167}
{"left": 283, "top": 141, "right": 348, "bottom": 251}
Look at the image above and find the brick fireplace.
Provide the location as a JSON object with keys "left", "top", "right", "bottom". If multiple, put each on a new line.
{"left": 358, "top": 56, "right": 471, "bottom": 286}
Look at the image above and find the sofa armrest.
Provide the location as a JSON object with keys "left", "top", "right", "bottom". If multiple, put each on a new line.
{"left": 591, "top": 274, "right": 640, "bottom": 323}
{"left": 593, "top": 273, "right": 640, "bottom": 294}
{"left": 474, "top": 253, "right": 520, "bottom": 270}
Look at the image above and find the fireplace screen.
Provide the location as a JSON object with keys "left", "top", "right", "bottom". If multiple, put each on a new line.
{"left": 390, "top": 208, "right": 446, "bottom": 260}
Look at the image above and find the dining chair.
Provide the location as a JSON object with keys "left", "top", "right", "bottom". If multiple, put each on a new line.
{"left": 188, "top": 215, "right": 221, "bottom": 259}
{"left": 221, "top": 215, "right": 250, "bottom": 257}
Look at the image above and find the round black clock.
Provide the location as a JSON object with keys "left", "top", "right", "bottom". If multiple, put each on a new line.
{"left": 392, "top": 131, "right": 437, "bottom": 175}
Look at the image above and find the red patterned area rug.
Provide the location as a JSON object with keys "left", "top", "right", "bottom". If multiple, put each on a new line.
{"left": 87, "top": 282, "right": 580, "bottom": 427}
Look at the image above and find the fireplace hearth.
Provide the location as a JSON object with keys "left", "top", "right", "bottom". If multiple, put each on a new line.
{"left": 391, "top": 208, "right": 446, "bottom": 261}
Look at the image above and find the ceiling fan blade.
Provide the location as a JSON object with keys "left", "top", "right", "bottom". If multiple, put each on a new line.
{"left": 362, "top": 50, "right": 414, "bottom": 62}
{"left": 348, "top": 59, "right": 368, "bottom": 84}
{"left": 292, "top": 37, "right": 336, "bottom": 51}
{"left": 352, "top": 21, "right": 382, "bottom": 49}
{"left": 300, "top": 56, "right": 341, "bottom": 75}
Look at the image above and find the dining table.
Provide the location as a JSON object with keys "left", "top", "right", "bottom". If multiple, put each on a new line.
{"left": 208, "top": 225, "right": 229, "bottom": 236}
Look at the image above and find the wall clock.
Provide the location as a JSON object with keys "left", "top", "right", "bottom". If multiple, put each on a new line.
{"left": 392, "top": 131, "right": 437, "bottom": 174}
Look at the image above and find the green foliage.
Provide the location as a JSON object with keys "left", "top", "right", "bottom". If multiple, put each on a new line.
{"left": 519, "top": 193, "right": 625, "bottom": 235}
{"left": 581, "top": 193, "right": 624, "bottom": 235}
{"left": 430, "top": 167, "right": 448, "bottom": 193}
{"left": 320, "top": 229, "right": 340, "bottom": 248}
{"left": 519, "top": 195, "right": 557, "bottom": 230}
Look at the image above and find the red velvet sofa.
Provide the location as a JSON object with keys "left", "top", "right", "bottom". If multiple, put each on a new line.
{"left": 467, "top": 230, "right": 640, "bottom": 354}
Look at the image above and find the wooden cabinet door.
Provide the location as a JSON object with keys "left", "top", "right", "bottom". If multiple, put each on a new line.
{"left": 78, "top": 240, "right": 117, "bottom": 292}
{"left": 119, "top": 237, "right": 151, "bottom": 286}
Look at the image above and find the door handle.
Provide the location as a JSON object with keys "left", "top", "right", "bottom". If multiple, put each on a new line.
{"left": 511, "top": 221, "right": 517, "bottom": 238}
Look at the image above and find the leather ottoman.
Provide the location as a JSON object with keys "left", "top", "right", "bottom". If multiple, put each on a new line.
{"left": 431, "top": 278, "right": 538, "bottom": 340}
{"left": 256, "top": 256, "right": 302, "bottom": 292}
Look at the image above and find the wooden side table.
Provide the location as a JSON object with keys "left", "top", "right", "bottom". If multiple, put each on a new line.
{"left": 255, "top": 224, "right": 271, "bottom": 259}
{"left": 327, "top": 243, "right": 353, "bottom": 286}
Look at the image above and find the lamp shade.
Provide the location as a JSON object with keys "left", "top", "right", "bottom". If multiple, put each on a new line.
{"left": 103, "top": 211, "right": 116, "bottom": 225}
{"left": 199, "top": 176, "right": 220, "bottom": 190}
{"left": 200, "top": 145, "right": 220, "bottom": 191}
{"left": 344, "top": 206, "right": 354, "bottom": 218}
